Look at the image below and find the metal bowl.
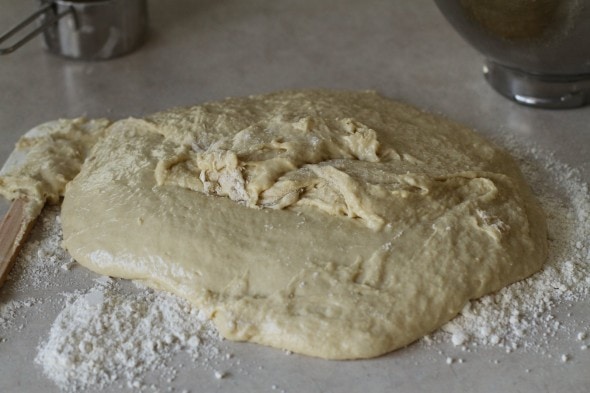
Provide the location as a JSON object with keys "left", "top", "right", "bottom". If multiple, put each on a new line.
{"left": 435, "top": 0, "right": 590, "bottom": 108}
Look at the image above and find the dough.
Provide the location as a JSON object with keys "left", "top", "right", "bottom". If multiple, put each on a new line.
{"left": 0, "top": 118, "right": 110, "bottom": 220}
{"left": 2, "top": 90, "right": 547, "bottom": 359}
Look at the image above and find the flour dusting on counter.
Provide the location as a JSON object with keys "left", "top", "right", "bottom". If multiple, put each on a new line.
{"left": 0, "top": 206, "right": 65, "bottom": 338}
{"left": 0, "top": 298, "right": 40, "bottom": 330}
{"left": 35, "top": 278, "right": 224, "bottom": 392}
{"left": 6, "top": 206, "right": 71, "bottom": 290}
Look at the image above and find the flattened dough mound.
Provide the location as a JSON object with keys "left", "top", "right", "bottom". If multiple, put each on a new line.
{"left": 61, "top": 90, "right": 547, "bottom": 359}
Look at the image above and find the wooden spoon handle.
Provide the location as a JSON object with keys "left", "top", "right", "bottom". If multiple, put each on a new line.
{"left": 0, "top": 198, "right": 36, "bottom": 288}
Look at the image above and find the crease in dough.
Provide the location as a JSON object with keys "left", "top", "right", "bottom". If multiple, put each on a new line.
{"left": 154, "top": 115, "right": 391, "bottom": 229}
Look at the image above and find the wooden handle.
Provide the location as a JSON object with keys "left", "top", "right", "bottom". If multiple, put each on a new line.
{"left": 0, "top": 198, "right": 36, "bottom": 288}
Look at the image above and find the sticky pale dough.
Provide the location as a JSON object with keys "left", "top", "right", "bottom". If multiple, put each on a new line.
{"left": 2, "top": 90, "right": 547, "bottom": 359}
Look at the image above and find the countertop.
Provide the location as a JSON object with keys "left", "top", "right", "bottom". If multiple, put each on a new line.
{"left": 0, "top": 1, "right": 588, "bottom": 392}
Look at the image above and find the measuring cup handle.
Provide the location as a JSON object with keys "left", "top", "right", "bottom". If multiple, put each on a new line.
{"left": 0, "top": 3, "right": 73, "bottom": 55}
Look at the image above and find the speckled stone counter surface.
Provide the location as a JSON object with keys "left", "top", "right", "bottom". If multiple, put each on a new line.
{"left": 1, "top": 1, "right": 589, "bottom": 392}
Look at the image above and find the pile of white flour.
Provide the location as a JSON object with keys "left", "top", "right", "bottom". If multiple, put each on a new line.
{"left": 35, "top": 277, "right": 221, "bottom": 391}
{"left": 1, "top": 137, "right": 589, "bottom": 391}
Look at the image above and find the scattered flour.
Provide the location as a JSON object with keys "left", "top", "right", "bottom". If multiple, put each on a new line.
{"left": 0, "top": 297, "right": 40, "bottom": 330}
{"left": 35, "top": 278, "right": 223, "bottom": 392}
{"left": 6, "top": 205, "right": 72, "bottom": 290}
{"left": 0, "top": 206, "right": 64, "bottom": 339}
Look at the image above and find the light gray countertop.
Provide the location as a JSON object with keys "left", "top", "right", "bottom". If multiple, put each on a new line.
{"left": 1, "top": 1, "right": 589, "bottom": 392}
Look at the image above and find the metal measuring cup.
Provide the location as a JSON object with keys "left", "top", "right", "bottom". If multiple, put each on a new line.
{"left": 0, "top": 0, "right": 148, "bottom": 60}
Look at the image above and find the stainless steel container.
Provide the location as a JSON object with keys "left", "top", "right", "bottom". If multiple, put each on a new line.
{"left": 1, "top": 0, "right": 148, "bottom": 60}
{"left": 435, "top": 0, "right": 590, "bottom": 109}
